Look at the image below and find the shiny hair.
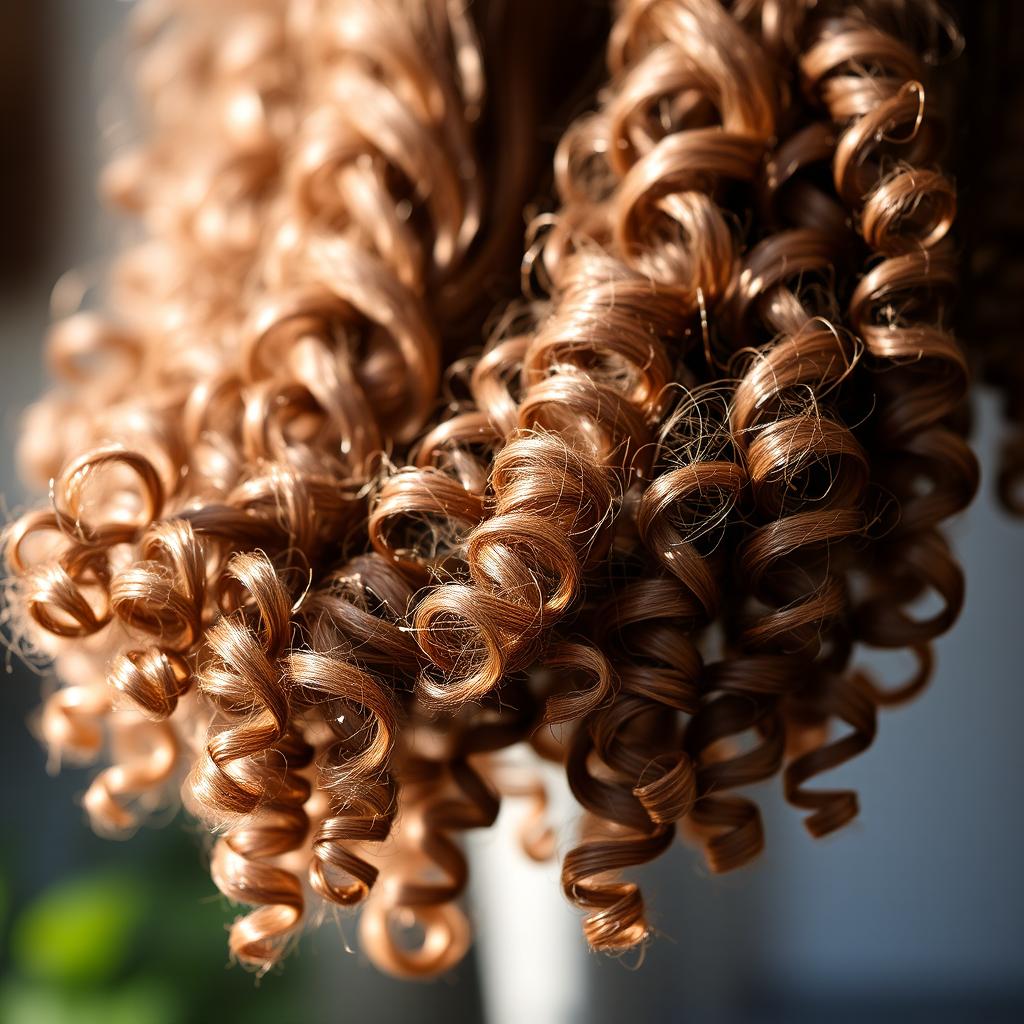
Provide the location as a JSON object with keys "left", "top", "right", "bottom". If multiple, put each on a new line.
{"left": 372, "top": 0, "right": 976, "bottom": 955}
{"left": 3, "top": 0, "right": 600, "bottom": 973}
{"left": 4, "top": 0, "right": 980, "bottom": 980}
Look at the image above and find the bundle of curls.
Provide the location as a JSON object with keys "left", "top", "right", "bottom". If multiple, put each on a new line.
{"left": 4, "top": 0, "right": 991, "bottom": 979}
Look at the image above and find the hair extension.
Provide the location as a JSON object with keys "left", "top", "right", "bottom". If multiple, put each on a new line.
{"left": 288, "top": 558, "right": 405, "bottom": 910}
{"left": 365, "top": 0, "right": 781, "bottom": 947}
{"left": 725, "top": 317, "right": 872, "bottom": 841}
{"left": 360, "top": 728, "right": 503, "bottom": 977}
{"left": 800, "top": 3, "right": 978, "bottom": 688}
{"left": 543, "top": 0, "right": 784, "bottom": 949}
{"left": 181, "top": 551, "right": 314, "bottom": 966}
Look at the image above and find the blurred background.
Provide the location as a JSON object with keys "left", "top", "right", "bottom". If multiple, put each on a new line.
{"left": 1, "top": 2, "right": 1022, "bottom": 1022}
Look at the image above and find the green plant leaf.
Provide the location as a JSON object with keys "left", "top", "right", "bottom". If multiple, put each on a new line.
{"left": 11, "top": 872, "right": 147, "bottom": 986}
{"left": 0, "top": 976, "right": 182, "bottom": 1024}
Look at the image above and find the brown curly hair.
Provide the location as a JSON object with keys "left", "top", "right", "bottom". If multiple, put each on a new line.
{"left": 3, "top": 0, "right": 983, "bottom": 980}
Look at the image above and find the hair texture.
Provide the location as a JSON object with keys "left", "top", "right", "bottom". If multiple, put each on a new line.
{"left": 372, "top": 0, "right": 776, "bottom": 717}
{"left": 4, "top": 0, "right": 985, "bottom": 981}
{"left": 556, "top": 0, "right": 976, "bottom": 954}
{"left": 3, "top": 0, "right": 607, "bottom": 974}
{"left": 371, "top": 0, "right": 975, "bottom": 957}
{"left": 800, "top": 0, "right": 978, "bottom": 690}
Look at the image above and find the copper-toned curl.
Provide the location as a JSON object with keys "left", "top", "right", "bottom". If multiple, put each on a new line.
{"left": 82, "top": 713, "right": 180, "bottom": 838}
{"left": 183, "top": 551, "right": 311, "bottom": 967}
{"left": 209, "top": 727, "right": 313, "bottom": 969}
{"left": 288, "top": 632, "right": 399, "bottom": 907}
{"left": 188, "top": 551, "right": 293, "bottom": 821}
{"left": 360, "top": 746, "right": 501, "bottom": 979}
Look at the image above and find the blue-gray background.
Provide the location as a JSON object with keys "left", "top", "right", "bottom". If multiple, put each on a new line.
{"left": 0, "top": 3, "right": 1020, "bottom": 1022}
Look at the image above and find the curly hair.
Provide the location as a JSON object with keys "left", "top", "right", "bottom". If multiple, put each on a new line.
{"left": 4, "top": 0, "right": 606, "bottom": 972}
{"left": 3, "top": 0, "right": 985, "bottom": 980}
{"left": 555, "top": 0, "right": 976, "bottom": 952}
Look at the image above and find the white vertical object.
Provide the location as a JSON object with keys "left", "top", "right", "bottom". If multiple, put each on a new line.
{"left": 467, "top": 750, "right": 588, "bottom": 1024}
